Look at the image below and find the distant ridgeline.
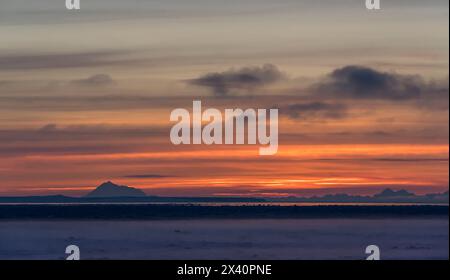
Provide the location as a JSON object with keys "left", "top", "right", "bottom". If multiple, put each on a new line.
{"left": 0, "top": 181, "right": 265, "bottom": 203}
{"left": 0, "top": 181, "right": 448, "bottom": 204}
{"left": 270, "top": 189, "right": 449, "bottom": 204}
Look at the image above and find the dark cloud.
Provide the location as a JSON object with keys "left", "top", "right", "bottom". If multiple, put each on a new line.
{"left": 188, "top": 64, "right": 286, "bottom": 96}
{"left": 70, "top": 74, "right": 115, "bottom": 87}
{"left": 282, "top": 102, "right": 348, "bottom": 120}
{"left": 312, "top": 65, "right": 446, "bottom": 100}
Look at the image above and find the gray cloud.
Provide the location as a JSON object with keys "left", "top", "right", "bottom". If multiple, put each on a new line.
{"left": 282, "top": 102, "right": 348, "bottom": 120}
{"left": 188, "top": 64, "right": 286, "bottom": 96}
{"left": 312, "top": 65, "right": 447, "bottom": 101}
{"left": 70, "top": 74, "right": 115, "bottom": 87}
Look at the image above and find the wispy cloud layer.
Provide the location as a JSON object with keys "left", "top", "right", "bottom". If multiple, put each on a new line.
{"left": 69, "top": 74, "right": 115, "bottom": 87}
{"left": 0, "top": 51, "right": 135, "bottom": 71}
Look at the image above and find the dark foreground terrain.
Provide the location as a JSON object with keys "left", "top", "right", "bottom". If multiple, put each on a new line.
{"left": 0, "top": 204, "right": 448, "bottom": 220}
{"left": 0, "top": 219, "right": 448, "bottom": 260}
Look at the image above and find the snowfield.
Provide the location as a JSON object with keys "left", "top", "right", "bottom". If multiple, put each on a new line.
{"left": 0, "top": 218, "right": 448, "bottom": 260}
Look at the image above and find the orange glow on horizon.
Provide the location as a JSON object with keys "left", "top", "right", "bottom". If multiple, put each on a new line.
{"left": 0, "top": 143, "right": 448, "bottom": 196}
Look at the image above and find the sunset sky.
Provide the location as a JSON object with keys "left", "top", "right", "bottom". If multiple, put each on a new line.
{"left": 0, "top": 0, "right": 448, "bottom": 197}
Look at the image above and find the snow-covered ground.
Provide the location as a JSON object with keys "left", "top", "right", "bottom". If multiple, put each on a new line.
{"left": 0, "top": 219, "right": 448, "bottom": 260}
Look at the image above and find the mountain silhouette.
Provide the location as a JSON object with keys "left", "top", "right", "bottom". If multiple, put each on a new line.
{"left": 374, "top": 188, "right": 414, "bottom": 198}
{"left": 270, "top": 188, "right": 448, "bottom": 203}
{"left": 85, "top": 181, "right": 146, "bottom": 198}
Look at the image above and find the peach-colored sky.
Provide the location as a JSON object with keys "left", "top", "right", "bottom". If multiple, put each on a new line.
{"left": 0, "top": 0, "right": 448, "bottom": 196}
